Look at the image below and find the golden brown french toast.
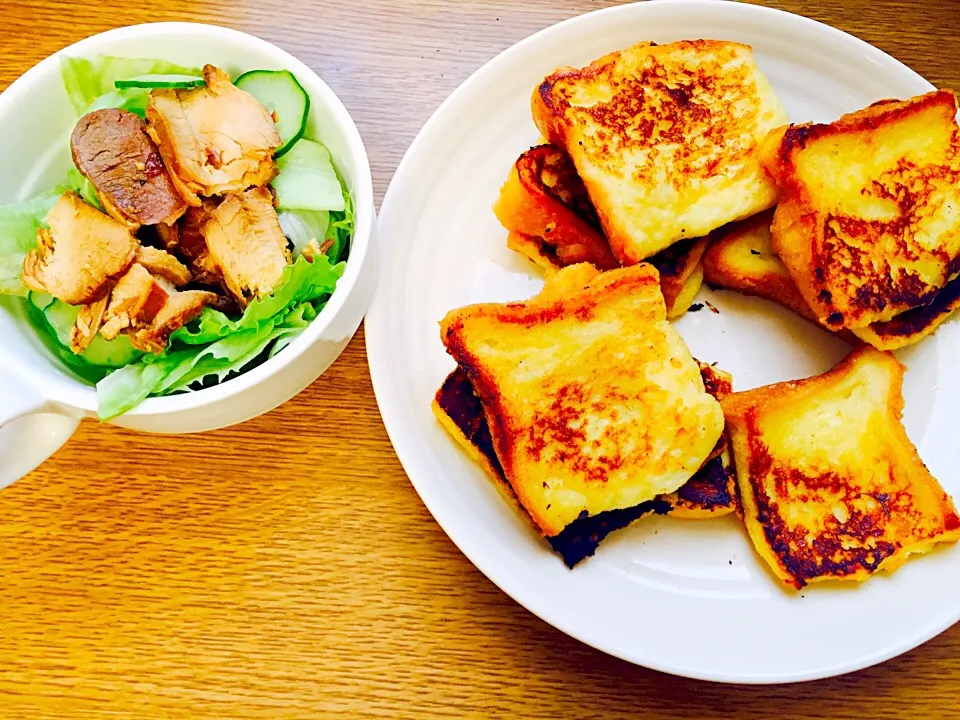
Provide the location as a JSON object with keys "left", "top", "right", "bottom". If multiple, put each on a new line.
{"left": 440, "top": 263, "right": 725, "bottom": 539}
{"left": 761, "top": 90, "right": 960, "bottom": 342}
{"left": 649, "top": 237, "right": 709, "bottom": 321}
{"left": 494, "top": 145, "right": 618, "bottom": 270}
{"left": 703, "top": 209, "right": 960, "bottom": 348}
{"left": 533, "top": 40, "right": 786, "bottom": 264}
{"left": 853, "top": 276, "right": 960, "bottom": 349}
{"left": 722, "top": 346, "right": 960, "bottom": 589}
{"left": 702, "top": 211, "right": 818, "bottom": 322}
{"left": 660, "top": 361, "right": 737, "bottom": 519}
{"left": 495, "top": 144, "right": 706, "bottom": 318}
{"left": 432, "top": 360, "right": 736, "bottom": 565}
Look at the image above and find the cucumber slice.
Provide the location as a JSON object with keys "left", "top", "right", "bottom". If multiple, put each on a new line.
{"left": 272, "top": 139, "right": 346, "bottom": 212}
{"left": 114, "top": 74, "right": 206, "bottom": 90}
{"left": 234, "top": 69, "right": 309, "bottom": 158}
{"left": 60, "top": 55, "right": 201, "bottom": 114}
{"left": 43, "top": 300, "right": 81, "bottom": 347}
{"left": 44, "top": 299, "right": 142, "bottom": 367}
{"left": 81, "top": 332, "right": 142, "bottom": 367}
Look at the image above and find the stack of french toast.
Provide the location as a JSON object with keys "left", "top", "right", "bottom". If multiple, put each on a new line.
{"left": 434, "top": 39, "right": 960, "bottom": 589}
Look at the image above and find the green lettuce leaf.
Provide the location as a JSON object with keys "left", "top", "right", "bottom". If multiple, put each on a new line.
{"left": 172, "top": 253, "right": 344, "bottom": 343}
{"left": 95, "top": 351, "right": 191, "bottom": 420}
{"left": 95, "top": 255, "right": 344, "bottom": 420}
{"left": 65, "top": 167, "right": 103, "bottom": 211}
{"left": 86, "top": 87, "right": 151, "bottom": 118}
{"left": 273, "top": 139, "right": 346, "bottom": 212}
{"left": 0, "top": 188, "right": 65, "bottom": 295}
{"left": 324, "top": 185, "right": 354, "bottom": 263}
{"left": 60, "top": 55, "right": 201, "bottom": 115}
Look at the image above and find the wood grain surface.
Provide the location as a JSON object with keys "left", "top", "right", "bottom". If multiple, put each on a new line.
{"left": 2, "top": 1, "right": 959, "bottom": 717}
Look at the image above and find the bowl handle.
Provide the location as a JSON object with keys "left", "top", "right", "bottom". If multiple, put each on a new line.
{"left": 0, "top": 371, "right": 81, "bottom": 489}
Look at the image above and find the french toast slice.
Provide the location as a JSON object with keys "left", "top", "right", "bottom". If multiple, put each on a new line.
{"left": 496, "top": 144, "right": 706, "bottom": 318}
{"left": 660, "top": 361, "right": 737, "bottom": 519}
{"left": 432, "top": 361, "right": 736, "bottom": 566}
{"left": 431, "top": 368, "right": 669, "bottom": 567}
{"left": 852, "top": 275, "right": 960, "bottom": 349}
{"left": 533, "top": 40, "right": 786, "bottom": 264}
{"left": 704, "top": 210, "right": 960, "bottom": 348}
{"left": 440, "top": 262, "right": 725, "bottom": 538}
{"left": 702, "top": 211, "right": 818, "bottom": 322}
{"left": 722, "top": 346, "right": 960, "bottom": 589}
{"left": 649, "top": 237, "right": 709, "bottom": 320}
{"left": 493, "top": 145, "right": 618, "bottom": 270}
{"left": 761, "top": 90, "right": 960, "bottom": 337}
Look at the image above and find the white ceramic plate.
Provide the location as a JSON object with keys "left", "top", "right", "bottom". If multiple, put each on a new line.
{"left": 366, "top": 0, "right": 960, "bottom": 683}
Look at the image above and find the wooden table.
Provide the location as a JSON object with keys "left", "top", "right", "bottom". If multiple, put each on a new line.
{"left": 2, "top": 1, "right": 958, "bottom": 716}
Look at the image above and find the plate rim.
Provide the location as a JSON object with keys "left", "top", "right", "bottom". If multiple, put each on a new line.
{"left": 366, "top": 0, "right": 954, "bottom": 684}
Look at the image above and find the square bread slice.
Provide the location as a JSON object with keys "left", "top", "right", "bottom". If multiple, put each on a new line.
{"left": 703, "top": 209, "right": 960, "bottom": 348}
{"left": 702, "top": 210, "right": 819, "bottom": 322}
{"left": 722, "top": 346, "right": 960, "bottom": 589}
{"left": 761, "top": 90, "right": 960, "bottom": 335}
{"left": 532, "top": 39, "right": 787, "bottom": 264}
{"left": 493, "top": 144, "right": 618, "bottom": 270}
{"left": 440, "top": 262, "right": 725, "bottom": 537}
{"left": 432, "top": 361, "right": 736, "bottom": 567}
{"left": 495, "top": 144, "right": 708, "bottom": 318}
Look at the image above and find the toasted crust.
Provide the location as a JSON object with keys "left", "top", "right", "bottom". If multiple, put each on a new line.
{"left": 431, "top": 369, "right": 530, "bottom": 523}
{"left": 533, "top": 40, "right": 786, "bottom": 264}
{"left": 703, "top": 211, "right": 819, "bottom": 322}
{"left": 661, "top": 361, "right": 737, "bottom": 519}
{"left": 661, "top": 449, "right": 737, "bottom": 519}
{"left": 440, "top": 262, "right": 724, "bottom": 536}
{"left": 431, "top": 370, "right": 670, "bottom": 568}
{"left": 850, "top": 274, "right": 960, "bottom": 349}
{"left": 432, "top": 359, "right": 736, "bottom": 564}
{"left": 494, "top": 145, "right": 618, "bottom": 269}
{"left": 649, "top": 238, "right": 708, "bottom": 320}
{"left": 507, "top": 229, "right": 706, "bottom": 319}
{"left": 722, "top": 346, "right": 960, "bottom": 589}
{"left": 498, "top": 144, "right": 706, "bottom": 317}
{"left": 505, "top": 231, "right": 564, "bottom": 274}
{"left": 704, "top": 209, "right": 960, "bottom": 348}
{"left": 761, "top": 90, "right": 960, "bottom": 334}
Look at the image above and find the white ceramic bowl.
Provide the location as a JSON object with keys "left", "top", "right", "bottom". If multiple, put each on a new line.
{"left": 0, "top": 22, "right": 376, "bottom": 486}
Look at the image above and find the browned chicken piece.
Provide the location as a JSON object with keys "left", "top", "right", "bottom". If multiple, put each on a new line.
{"left": 99, "top": 263, "right": 169, "bottom": 340}
{"left": 300, "top": 237, "right": 333, "bottom": 262}
{"left": 22, "top": 192, "right": 137, "bottom": 305}
{"left": 155, "top": 221, "right": 179, "bottom": 252}
{"left": 177, "top": 199, "right": 222, "bottom": 286}
{"left": 131, "top": 288, "right": 218, "bottom": 353}
{"left": 70, "top": 295, "right": 109, "bottom": 353}
{"left": 201, "top": 187, "right": 291, "bottom": 306}
{"left": 146, "top": 65, "right": 281, "bottom": 205}
{"left": 71, "top": 108, "right": 186, "bottom": 229}
{"left": 136, "top": 245, "right": 191, "bottom": 286}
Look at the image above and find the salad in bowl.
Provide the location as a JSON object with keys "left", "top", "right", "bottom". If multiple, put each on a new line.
{"left": 1, "top": 54, "right": 353, "bottom": 419}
